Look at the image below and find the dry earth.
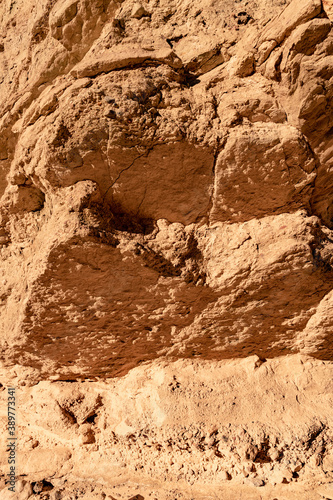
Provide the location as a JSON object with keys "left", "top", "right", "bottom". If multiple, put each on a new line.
{"left": 0, "top": 0, "right": 333, "bottom": 498}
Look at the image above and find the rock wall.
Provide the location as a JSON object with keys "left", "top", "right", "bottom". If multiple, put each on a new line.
{"left": 0, "top": 0, "right": 333, "bottom": 498}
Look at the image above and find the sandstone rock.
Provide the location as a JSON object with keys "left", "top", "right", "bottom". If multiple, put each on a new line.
{"left": 0, "top": 0, "right": 333, "bottom": 498}
{"left": 257, "top": 0, "right": 323, "bottom": 64}
{"left": 2, "top": 185, "right": 45, "bottom": 213}
{"left": 232, "top": 52, "right": 255, "bottom": 77}
{"left": 131, "top": 3, "right": 149, "bottom": 19}
{"left": 16, "top": 480, "right": 33, "bottom": 495}
{"left": 0, "top": 448, "right": 72, "bottom": 479}
{"left": 0, "top": 480, "right": 33, "bottom": 500}
{"left": 174, "top": 35, "right": 229, "bottom": 76}
{"left": 210, "top": 124, "right": 316, "bottom": 223}
{"left": 70, "top": 41, "right": 182, "bottom": 78}
{"left": 324, "top": 0, "right": 333, "bottom": 19}
{"left": 318, "top": 483, "right": 333, "bottom": 499}
{"left": 269, "top": 469, "right": 293, "bottom": 485}
{"left": 247, "top": 477, "right": 265, "bottom": 487}
{"left": 49, "top": 0, "right": 118, "bottom": 56}
{"left": 323, "top": 454, "right": 333, "bottom": 473}
{"left": 50, "top": 491, "right": 63, "bottom": 500}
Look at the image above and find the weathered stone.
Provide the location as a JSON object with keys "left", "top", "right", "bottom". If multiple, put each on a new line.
{"left": 131, "top": 3, "right": 149, "bottom": 19}
{"left": 0, "top": 0, "right": 332, "bottom": 498}
{"left": 323, "top": 454, "right": 333, "bottom": 473}
{"left": 257, "top": 0, "right": 323, "bottom": 64}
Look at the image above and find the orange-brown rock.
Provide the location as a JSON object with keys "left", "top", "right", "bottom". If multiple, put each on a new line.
{"left": 0, "top": 0, "right": 333, "bottom": 498}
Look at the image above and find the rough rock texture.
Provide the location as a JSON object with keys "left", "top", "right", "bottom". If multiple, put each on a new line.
{"left": 0, "top": 0, "right": 333, "bottom": 498}
{"left": 1, "top": 356, "right": 333, "bottom": 499}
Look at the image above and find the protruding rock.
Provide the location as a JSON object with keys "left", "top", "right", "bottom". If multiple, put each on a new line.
{"left": 257, "top": 0, "right": 323, "bottom": 64}
{"left": 131, "top": 3, "right": 149, "bottom": 19}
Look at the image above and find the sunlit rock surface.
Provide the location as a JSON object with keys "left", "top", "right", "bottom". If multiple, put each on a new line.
{"left": 0, "top": 0, "right": 333, "bottom": 498}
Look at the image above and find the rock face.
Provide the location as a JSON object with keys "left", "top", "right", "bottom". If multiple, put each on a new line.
{"left": 0, "top": 0, "right": 333, "bottom": 498}
{"left": 1, "top": 356, "right": 333, "bottom": 499}
{"left": 1, "top": 0, "right": 333, "bottom": 377}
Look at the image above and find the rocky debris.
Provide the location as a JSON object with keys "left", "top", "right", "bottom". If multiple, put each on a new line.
{"left": 131, "top": 3, "right": 150, "bottom": 19}
{"left": 70, "top": 41, "right": 183, "bottom": 78}
{"left": 256, "top": 0, "right": 323, "bottom": 64}
{"left": 0, "top": 356, "right": 333, "bottom": 498}
{"left": 318, "top": 483, "right": 333, "bottom": 499}
{"left": 0, "top": 481, "right": 33, "bottom": 499}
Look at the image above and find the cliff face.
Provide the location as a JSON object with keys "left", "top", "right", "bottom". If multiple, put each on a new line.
{"left": 0, "top": 0, "right": 333, "bottom": 498}
{"left": 1, "top": 0, "right": 333, "bottom": 378}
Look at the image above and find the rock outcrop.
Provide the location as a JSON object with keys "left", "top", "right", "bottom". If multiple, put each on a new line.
{"left": 0, "top": 0, "right": 333, "bottom": 498}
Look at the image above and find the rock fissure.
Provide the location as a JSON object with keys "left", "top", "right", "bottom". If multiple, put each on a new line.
{"left": 102, "top": 151, "right": 148, "bottom": 205}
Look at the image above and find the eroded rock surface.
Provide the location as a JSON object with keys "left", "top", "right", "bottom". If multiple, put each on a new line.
{"left": 1, "top": 0, "right": 333, "bottom": 375}
{"left": 0, "top": 0, "right": 333, "bottom": 498}
{"left": 1, "top": 356, "right": 333, "bottom": 499}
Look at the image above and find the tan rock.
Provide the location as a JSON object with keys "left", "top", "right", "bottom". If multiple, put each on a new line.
{"left": 232, "top": 52, "right": 255, "bottom": 77}
{"left": 318, "top": 483, "right": 333, "bottom": 499}
{"left": 50, "top": 491, "right": 62, "bottom": 500}
{"left": 323, "top": 0, "right": 333, "bottom": 19}
{"left": 269, "top": 468, "right": 293, "bottom": 485}
{"left": 131, "top": 3, "right": 149, "bottom": 19}
{"left": 0, "top": 483, "right": 33, "bottom": 500}
{"left": 0, "top": 481, "right": 33, "bottom": 500}
{"left": 174, "top": 34, "right": 229, "bottom": 76}
{"left": 1, "top": 185, "right": 45, "bottom": 213}
{"left": 210, "top": 124, "right": 316, "bottom": 223}
{"left": 246, "top": 477, "right": 265, "bottom": 487}
{"left": 0, "top": 0, "right": 332, "bottom": 498}
{"left": 2, "top": 448, "right": 72, "bottom": 479}
{"left": 323, "top": 454, "right": 333, "bottom": 473}
{"left": 257, "top": 0, "right": 323, "bottom": 64}
{"left": 70, "top": 41, "right": 182, "bottom": 78}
